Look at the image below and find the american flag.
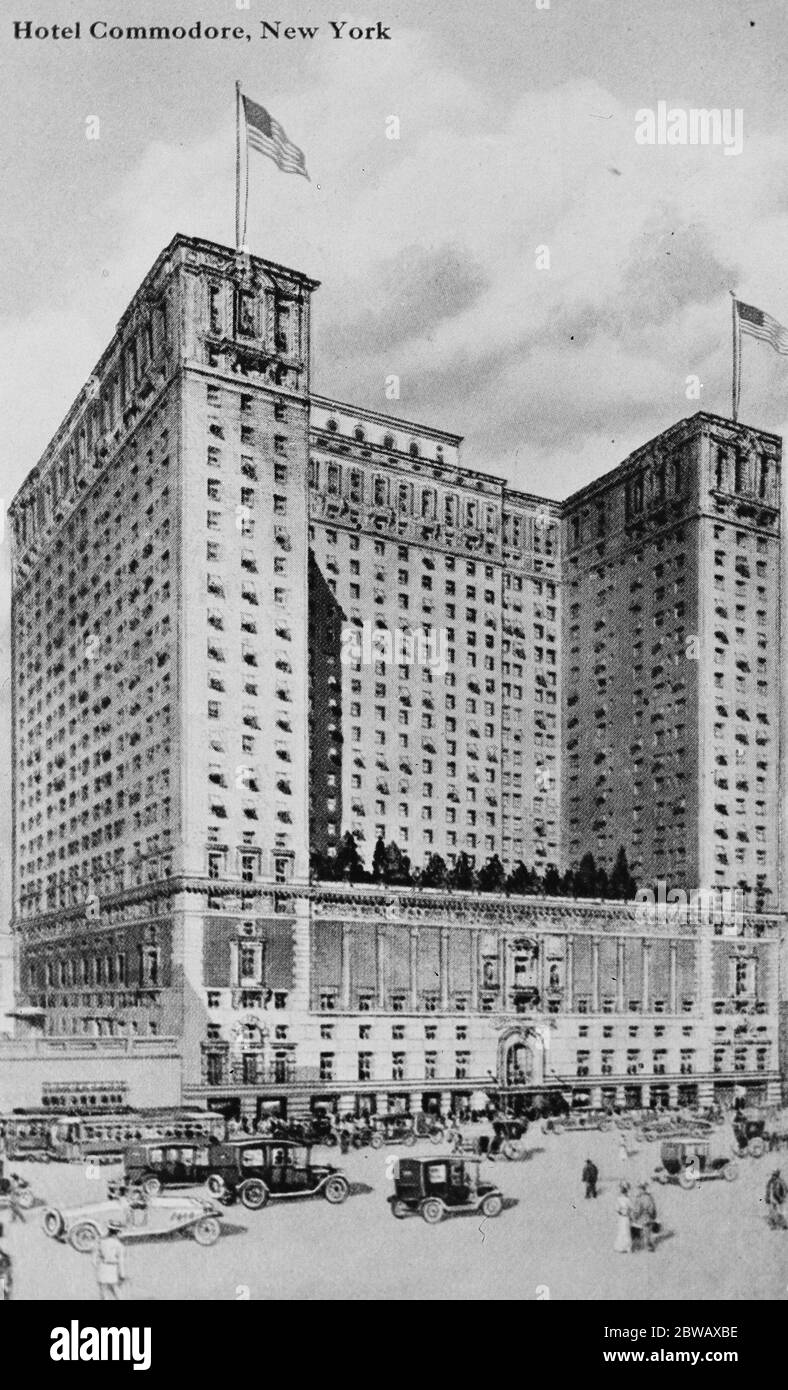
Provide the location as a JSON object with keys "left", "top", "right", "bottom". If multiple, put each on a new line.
{"left": 242, "top": 96, "right": 309, "bottom": 180}
{"left": 736, "top": 299, "right": 788, "bottom": 355}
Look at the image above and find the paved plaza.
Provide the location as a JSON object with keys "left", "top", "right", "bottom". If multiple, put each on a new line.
{"left": 4, "top": 1121, "right": 786, "bottom": 1301}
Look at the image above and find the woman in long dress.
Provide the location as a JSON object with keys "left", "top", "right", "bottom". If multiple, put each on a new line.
{"left": 614, "top": 1181, "right": 632, "bottom": 1253}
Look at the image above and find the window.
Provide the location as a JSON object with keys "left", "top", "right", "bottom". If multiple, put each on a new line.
{"left": 358, "top": 1052, "right": 372, "bottom": 1081}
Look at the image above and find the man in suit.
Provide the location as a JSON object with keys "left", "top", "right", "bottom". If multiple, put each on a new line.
{"left": 582, "top": 1157, "right": 599, "bottom": 1198}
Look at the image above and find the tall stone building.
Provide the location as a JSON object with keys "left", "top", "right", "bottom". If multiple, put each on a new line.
{"left": 561, "top": 414, "right": 782, "bottom": 907}
{"left": 307, "top": 397, "right": 561, "bottom": 875}
{"left": 9, "top": 234, "right": 317, "bottom": 1061}
{"left": 6, "top": 234, "right": 785, "bottom": 1116}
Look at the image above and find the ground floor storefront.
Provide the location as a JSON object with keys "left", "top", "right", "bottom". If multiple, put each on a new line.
{"left": 186, "top": 1071, "right": 781, "bottom": 1122}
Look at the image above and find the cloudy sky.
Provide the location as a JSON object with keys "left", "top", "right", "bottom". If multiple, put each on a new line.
{"left": 1, "top": 0, "right": 787, "bottom": 925}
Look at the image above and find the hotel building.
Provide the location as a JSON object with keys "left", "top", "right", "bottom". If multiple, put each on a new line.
{"left": 6, "top": 234, "right": 785, "bottom": 1116}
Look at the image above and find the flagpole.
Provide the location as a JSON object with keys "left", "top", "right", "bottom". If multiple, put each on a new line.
{"left": 235, "top": 80, "right": 242, "bottom": 249}
{"left": 730, "top": 291, "right": 740, "bottom": 422}
{"left": 242, "top": 122, "right": 250, "bottom": 249}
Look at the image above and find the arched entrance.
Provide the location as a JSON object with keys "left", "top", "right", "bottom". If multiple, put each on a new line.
{"left": 497, "top": 1027, "right": 545, "bottom": 1089}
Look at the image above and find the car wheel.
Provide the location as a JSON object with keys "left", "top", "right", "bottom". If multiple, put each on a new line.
{"left": 191, "top": 1215, "right": 221, "bottom": 1246}
{"left": 324, "top": 1133, "right": 338, "bottom": 1148}
{"left": 206, "top": 1174, "right": 226, "bottom": 1197}
{"left": 370, "top": 1133, "right": 384, "bottom": 1150}
{"left": 240, "top": 1179, "right": 268, "bottom": 1211}
{"left": 678, "top": 1169, "right": 696, "bottom": 1191}
{"left": 723, "top": 1161, "right": 738, "bottom": 1182}
{"left": 480, "top": 1192, "right": 503, "bottom": 1218}
{"left": 69, "top": 1222, "right": 101, "bottom": 1253}
{"left": 141, "top": 1175, "right": 161, "bottom": 1198}
{"left": 17, "top": 1189, "right": 35, "bottom": 1211}
{"left": 324, "top": 1175, "right": 349, "bottom": 1205}
{"left": 391, "top": 1199, "right": 409, "bottom": 1219}
{"left": 501, "top": 1141, "right": 520, "bottom": 1161}
{"left": 749, "top": 1138, "right": 766, "bottom": 1159}
{"left": 42, "top": 1208, "right": 64, "bottom": 1239}
{"left": 403, "top": 1132, "right": 417, "bottom": 1148}
{"left": 430, "top": 1130, "right": 444, "bottom": 1146}
{"left": 599, "top": 1118, "right": 613, "bottom": 1132}
{"left": 420, "top": 1198, "right": 444, "bottom": 1225}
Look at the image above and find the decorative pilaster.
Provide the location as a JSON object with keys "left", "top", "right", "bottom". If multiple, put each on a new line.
{"left": 616, "top": 937, "right": 625, "bottom": 1012}
{"left": 669, "top": 940, "right": 678, "bottom": 1014}
{"left": 469, "top": 929, "right": 480, "bottom": 1012}
{"left": 375, "top": 926, "right": 387, "bottom": 1009}
{"left": 439, "top": 928, "right": 450, "bottom": 1011}
{"left": 409, "top": 928, "right": 419, "bottom": 1011}
{"left": 340, "top": 924, "right": 352, "bottom": 1009}
{"left": 565, "top": 937, "right": 574, "bottom": 1012}
{"left": 591, "top": 939, "right": 600, "bottom": 1013}
{"left": 642, "top": 939, "right": 651, "bottom": 1014}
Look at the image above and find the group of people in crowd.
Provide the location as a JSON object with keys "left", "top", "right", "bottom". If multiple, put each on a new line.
{"left": 614, "top": 1182, "right": 660, "bottom": 1253}
{"left": 582, "top": 1151, "right": 787, "bottom": 1250}
{"left": 581, "top": 1156, "right": 660, "bottom": 1252}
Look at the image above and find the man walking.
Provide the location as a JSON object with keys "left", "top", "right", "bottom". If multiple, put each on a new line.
{"left": 7, "top": 1175, "right": 26, "bottom": 1225}
{"left": 765, "top": 1169, "right": 787, "bottom": 1229}
{"left": 582, "top": 1157, "right": 599, "bottom": 1198}
{"left": 93, "top": 1220, "right": 127, "bottom": 1300}
{"left": 631, "top": 1182, "right": 658, "bottom": 1252}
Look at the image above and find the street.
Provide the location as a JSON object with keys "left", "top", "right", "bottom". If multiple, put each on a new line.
{"left": 4, "top": 1122, "right": 785, "bottom": 1301}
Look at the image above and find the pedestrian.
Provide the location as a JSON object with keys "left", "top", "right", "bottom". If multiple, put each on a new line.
{"left": 476, "top": 1111, "right": 495, "bottom": 1158}
{"left": 614, "top": 1181, "right": 632, "bottom": 1253}
{"left": 631, "top": 1182, "right": 658, "bottom": 1252}
{"left": 582, "top": 1157, "right": 599, "bottom": 1199}
{"left": 0, "top": 1224, "right": 11, "bottom": 1301}
{"left": 7, "top": 1176, "right": 26, "bottom": 1225}
{"left": 93, "top": 1221, "right": 127, "bottom": 1300}
{"left": 765, "top": 1169, "right": 787, "bottom": 1229}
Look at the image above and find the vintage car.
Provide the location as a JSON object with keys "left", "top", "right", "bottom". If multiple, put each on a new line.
{"left": 389, "top": 1157, "right": 505, "bottom": 1224}
{"left": 42, "top": 1190, "right": 224, "bottom": 1251}
{"left": 369, "top": 1114, "right": 420, "bottom": 1149}
{"left": 0, "top": 1174, "right": 35, "bottom": 1210}
{"left": 204, "top": 1139, "right": 350, "bottom": 1209}
{"left": 542, "top": 1110, "right": 614, "bottom": 1135}
{"left": 451, "top": 1117, "right": 527, "bottom": 1161}
{"left": 653, "top": 1138, "right": 738, "bottom": 1188}
{"left": 125, "top": 1139, "right": 216, "bottom": 1195}
{"left": 413, "top": 1113, "right": 446, "bottom": 1143}
{"left": 732, "top": 1115, "right": 769, "bottom": 1159}
{"left": 299, "top": 1114, "right": 339, "bottom": 1148}
{"left": 636, "top": 1114, "right": 714, "bottom": 1143}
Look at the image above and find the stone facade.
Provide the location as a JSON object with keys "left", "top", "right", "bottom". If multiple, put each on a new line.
{"left": 6, "top": 232, "right": 786, "bottom": 1113}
